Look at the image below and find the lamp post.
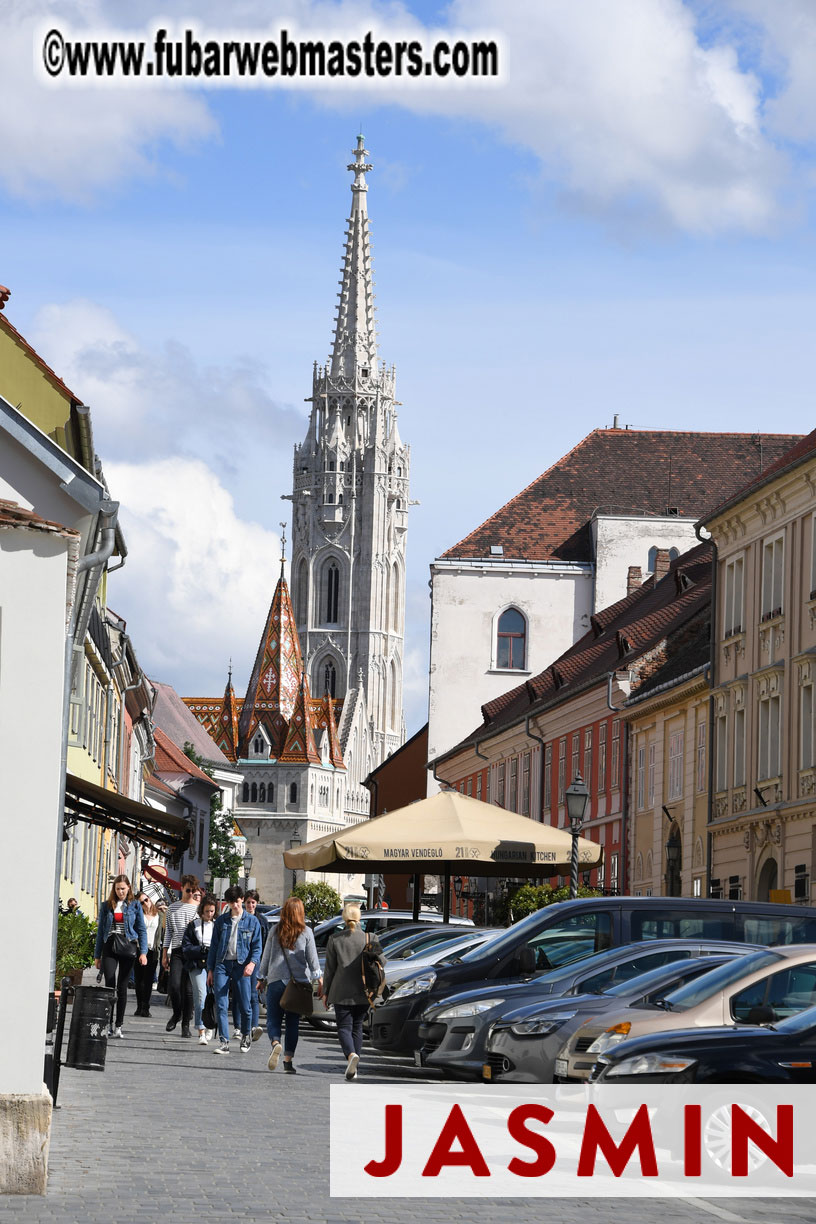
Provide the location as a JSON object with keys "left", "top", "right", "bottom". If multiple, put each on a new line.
{"left": 665, "top": 828, "right": 681, "bottom": 897}
{"left": 289, "top": 831, "right": 301, "bottom": 894}
{"left": 242, "top": 850, "right": 253, "bottom": 890}
{"left": 453, "top": 875, "right": 462, "bottom": 917}
{"left": 565, "top": 772, "right": 590, "bottom": 900}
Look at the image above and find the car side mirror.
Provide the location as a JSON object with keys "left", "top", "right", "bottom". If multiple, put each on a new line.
{"left": 745, "top": 1004, "right": 776, "bottom": 1025}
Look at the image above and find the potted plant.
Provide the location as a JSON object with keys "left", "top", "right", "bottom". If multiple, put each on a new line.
{"left": 55, "top": 910, "right": 97, "bottom": 986}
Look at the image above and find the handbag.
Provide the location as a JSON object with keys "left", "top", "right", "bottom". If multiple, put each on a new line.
{"left": 110, "top": 932, "right": 138, "bottom": 958}
{"left": 280, "top": 946, "right": 314, "bottom": 1016}
{"left": 361, "top": 932, "right": 388, "bottom": 1006}
{"left": 202, "top": 989, "right": 217, "bottom": 1031}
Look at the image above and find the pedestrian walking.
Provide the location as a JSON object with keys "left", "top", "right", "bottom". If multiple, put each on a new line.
{"left": 323, "top": 903, "right": 384, "bottom": 1080}
{"left": 258, "top": 896, "right": 321, "bottom": 1075}
{"left": 133, "top": 892, "right": 161, "bottom": 1017}
{"left": 161, "top": 874, "right": 199, "bottom": 1037}
{"left": 182, "top": 893, "right": 217, "bottom": 1045}
{"left": 93, "top": 874, "right": 148, "bottom": 1038}
{"left": 206, "top": 886, "right": 262, "bottom": 1055}
{"left": 233, "top": 889, "right": 264, "bottom": 1042}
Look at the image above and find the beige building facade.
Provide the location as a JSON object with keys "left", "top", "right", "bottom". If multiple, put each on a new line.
{"left": 703, "top": 431, "right": 816, "bottom": 905}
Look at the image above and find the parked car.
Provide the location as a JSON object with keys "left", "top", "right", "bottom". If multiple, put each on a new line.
{"left": 370, "top": 896, "right": 816, "bottom": 1055}
{"left": 383, "top": 926, "right": 482, "bottom": 961}
{"left": 414, "top": 938, "right": 757, "bottom": 1080}
{"left": 590, "top": 1002, "right": 816, "bottom": 1085}
{"left": 386, "top": 930, "right": 502, "bottom": 988}
{"left": 559, "top": 943, "right": 816, "bottom": 1082}
{"left": 482, "top": 953, "right": 746, "bottom": 1083}
{"left": 312, "top": 909, "right": 473, "bottom": 953}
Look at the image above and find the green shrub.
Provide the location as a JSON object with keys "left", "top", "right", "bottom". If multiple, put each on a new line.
{"left": 495, "top": 883, "right": 604, "bottom": 925}
{"left": 56, "top": 910, "right": 97, "bottom": 979}
{"left": 290, "top": 881, "right": 342, "bottom": 923}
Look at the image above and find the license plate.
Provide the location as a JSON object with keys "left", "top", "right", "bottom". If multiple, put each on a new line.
{"left": 482, "top": 1064, "right": 492, "bottom": 1081}
{"left": 414, "top": 1049, "right": 424, "bottom": 1068}
{"left": 554, "top": 1057, "right": 568, "bottom": 1078}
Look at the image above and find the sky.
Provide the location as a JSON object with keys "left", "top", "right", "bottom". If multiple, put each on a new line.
{"left": 4, "top": 0, "right": 816, "bottom": 737}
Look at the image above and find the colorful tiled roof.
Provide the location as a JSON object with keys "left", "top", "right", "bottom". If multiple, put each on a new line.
{"left": 237, "top": 572, "right": 304, "bottom": 757}
{"left": 279, "top": 673, "right": 321, "bottom": 764}
{"left": 439, "top": 542, "right": 713, "bottom": 757}
{"left": 442, "top": 430, "right": 801, "bottom": 562}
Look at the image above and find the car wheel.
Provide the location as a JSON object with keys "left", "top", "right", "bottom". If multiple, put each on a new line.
{"left": 308, "top": 1015, "right": 337, "bottom": 1032}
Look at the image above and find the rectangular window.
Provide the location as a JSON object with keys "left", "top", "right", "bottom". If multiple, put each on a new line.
{"left": 728, "top": 874, "right": 742, "bottom": 901}
{"left": 599, "top": 723, "right": 607, "bottom": 790}
{"left": 734, "top": 707, "right": 746, "bottom": 787}
{"left": 710, "top": 877, "right": 723, "bottom": 899}
{"left": 647, "top": 743, "right": 656, "bottom": 807}
{"left": 723, "top": 555, "right": 745, "bottom": 636}
{"left": 637, "top": 745, "right": 646, "bottom": 810}
{"left": 758, "top": 694, "right": 782, "bottom": 780}
{"left": 668, "top": 730, "right": 684, "bottom": 800}
{"left": 521, "top": 752, "right": 530, "bottom": 816}
{"left": 508, "top": 757, "right": 518, "bottom": 812}
{"left": 476, "top": 774, "right": 483, "bottom": 801}
{"left": 496, "top": 762, "right": 506, "bottom": 808}
{"left": 696, "top": 721, "right": 707, "bottom": 792}
{"left": 693, "top": 877, "right": 702, "bottom": 897}
{"left": 611, "top": 721, "right": 620, "bottom": 790}
{"left": 466, "top": 777, "right": 473, "bottom": 797}
{"left": 802, "top": 685, "right": 814, "bottom": 770}
{"left": 597, "top": 859, "right": 605, "bottom": 889}
{"left": 558, "top": 739, "right": 566, "bottom": 804}
{"left": 716, "top": 714, "right": 728, "bottom": 791}
{"left": 610, "top": 853, "right": 619, "bottom": 890}
{"left": 584, "top": 728, "right": 593, "bottom": 789}
{"left": 571, "top": 733, "right": 579, "bottom": 783}
{"left": 761, "top": 535, "right": 785, "bottom": 619}
{"left": 543, "top": 745, "right": 552, "bottom": 810}
{"left": 794, "top": 863, "right": 810, "bottom": 902}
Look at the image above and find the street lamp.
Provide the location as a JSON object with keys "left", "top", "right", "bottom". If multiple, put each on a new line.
{"left": 453, "top": 875, "right": 462, "bottom": 916}
{"left": 565, "top": 772, "right": 590, "bottom": 900}
{"left": 242, "top": 850, "right": 253, "bottom": 886}
{"left": 289, "top": 830, "right": 302, "bottom": 893}
{"left": 665, "top": 828, "right": 681, "bottom": 897}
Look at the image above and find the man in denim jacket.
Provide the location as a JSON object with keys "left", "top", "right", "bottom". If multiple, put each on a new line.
{"left": 207, "top": 885, "right": 262, "bottom": 1055}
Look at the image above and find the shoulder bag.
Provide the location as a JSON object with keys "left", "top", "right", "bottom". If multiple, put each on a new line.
{"left": 361, "top": 931, "right": 388, "bottom": 1006}
{"left": 280, "top": 944, "right": 314, "bottom": 1016}
{"left": 108, "top": 905, "right": 138, "bottom": 958}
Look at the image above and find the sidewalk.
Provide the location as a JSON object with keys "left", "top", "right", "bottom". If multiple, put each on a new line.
{"left": 1, "top": 985, "right": 814, "bottom": 1223}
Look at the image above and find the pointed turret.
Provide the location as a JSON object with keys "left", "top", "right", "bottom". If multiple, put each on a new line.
{"left": 324, "top": 694, "right": 345, "bottom": 770}
{"left": 330, "top": 134, "right": 378, "bottom": 381}
{"left": 214, "top": 664, "right": 240, "bottom": 761}
{"left": 238, "top": 571, "right": 303, "bottom": 757}
{"left": 279, "top": 672, "right": 321, "bottom": 764}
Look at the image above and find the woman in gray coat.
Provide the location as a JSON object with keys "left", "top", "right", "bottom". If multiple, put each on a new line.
{"left": 323, "top": 903, "right": 384, "bottom": 1080}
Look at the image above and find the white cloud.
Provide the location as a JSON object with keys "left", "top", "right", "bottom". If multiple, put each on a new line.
{"left": 105, "top": 456, "right": 279, "bottom": 696}
{"left": 2, "top": 0, "right": 801, "bottom": 233}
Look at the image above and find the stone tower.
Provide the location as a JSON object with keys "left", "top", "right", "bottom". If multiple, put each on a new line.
{"left": 289, "top": 135, "right": 409, "bottom": 765}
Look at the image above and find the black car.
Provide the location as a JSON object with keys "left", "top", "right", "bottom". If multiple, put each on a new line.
{"left": 591, "top": 1003, "right": 816, "bottom": 1084}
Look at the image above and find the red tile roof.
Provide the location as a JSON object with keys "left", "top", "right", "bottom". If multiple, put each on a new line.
{"left": 438, "top": 542, "right": 713, "bottom": 757}
{"left": 0, "top": 497, "right": 78, "bottom": 538}
{"left": 442, "top": 430, "right": 801, "bottom": 562}
{"left": 701, "top": 426, "right": 816, "bottom": 526}
{"left": 153, "top": 727, "right": 219, "bottom": 788}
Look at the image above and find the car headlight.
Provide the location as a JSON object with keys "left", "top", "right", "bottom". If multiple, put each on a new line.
{"left": 435, "top": 998, "right": 505, "bottom": 1020}
{"left": 388, "top": 971, "right": 437, "bottom": 1001}
{"left": 605, "top": 1052, "right": 697, "bottom": 1078}
{"left": 588, "top": 1022, "right": 632, "bottom": 1054}
{"left": 509, "top": 1011, "right": 577, "bottom": 1037}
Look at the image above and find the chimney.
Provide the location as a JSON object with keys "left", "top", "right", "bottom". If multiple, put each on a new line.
{"left": 627, "top": 565, "right": 642, "bottom": 596}
{"left": 653, "top": 549, "right": 671, "bottom": 580}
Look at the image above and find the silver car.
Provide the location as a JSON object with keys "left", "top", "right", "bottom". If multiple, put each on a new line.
{"left": 558, "top": 943, "right": 816, "bottom": 1081}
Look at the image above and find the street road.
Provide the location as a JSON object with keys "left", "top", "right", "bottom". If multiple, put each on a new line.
{"left": 2, "top": 990, "right": 815, "bottom": 1224}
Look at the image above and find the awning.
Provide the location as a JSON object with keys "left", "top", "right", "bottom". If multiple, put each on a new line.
{"left": 64, "top": 773, "right": 190, "bottom": 863}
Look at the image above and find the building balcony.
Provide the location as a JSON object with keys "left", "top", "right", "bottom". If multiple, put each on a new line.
{"left": 758, "top": 612, "right": 785, "bottom": 657}
{"left": 798, "top": 768, "right": 816, "bottom": 800}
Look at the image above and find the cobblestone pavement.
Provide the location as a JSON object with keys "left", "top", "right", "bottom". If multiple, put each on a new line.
{"left": 1, "top": 985, "right": 815, "bottom": 1224}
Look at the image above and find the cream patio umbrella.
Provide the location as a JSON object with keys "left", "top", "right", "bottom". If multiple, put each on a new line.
{"left": 283, "top": 789, "right": 602, "bottom": 921}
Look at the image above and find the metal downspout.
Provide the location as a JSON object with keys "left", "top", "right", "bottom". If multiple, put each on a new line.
{"left": 697, "top": 524, "right": 717, "bottom": 899}
{"left": 524, "top": 714, "right": 546, "bottom": 824}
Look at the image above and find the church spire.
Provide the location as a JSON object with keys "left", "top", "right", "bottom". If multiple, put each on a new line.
{"left": 238, "top": 572, "right": 303, "bottom": 757}
{"left": 215, "top": 665, "right": 240, "bottom": 761}
{"left": 330, "top": 134, "right": 377, "bottom": 381}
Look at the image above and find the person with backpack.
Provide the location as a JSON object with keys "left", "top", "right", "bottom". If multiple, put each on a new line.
{"left": 323, "top": 903, "right": 385, "bottom": 1080}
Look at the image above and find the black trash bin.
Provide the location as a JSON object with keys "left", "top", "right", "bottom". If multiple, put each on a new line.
{"left": 66, "top": 986, "right": 115, "bottom": 1071}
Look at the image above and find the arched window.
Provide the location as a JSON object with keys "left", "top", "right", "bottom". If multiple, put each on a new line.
{"left": 250, "top": 782, "right": 258, "bottom": 803}
{"left": 323, "top": 561, "right": 340, "bottom": 624}
{"left": 327, "top": 492, "right": 334, "bottom": 504}
{"left": 267, "top": 783, "right": 274, "bottom": 806}
{"left": 338, "top": 493, "right": 343, "bottom": 506}
{"left": 242, "top": 782, "right": 249, "bottom": 803}
{"left": 253, "top": 735, "right": 264, "bottom": 756}
{"left": 496, "top": 608, "right": 526, "bottom": 669}
{"left": 289, "top": 782, "right": 298, "bottom": 804}
{"left": 390, "top": 563, "right": 400, "bottom": 631}
{"left": 323, "top": 659, "right": 337, "bottom": 698}
{"left": 259, "top": 782, "right": 266, "bottom": 803}
{"left": 295, "top": 558, "right": 308, "bottom": 624}
{"left": 328, "top": 459, "right": 335, "bottom": 471}
{"left": 389, "top": 658, "right": 399, "bottom": 730}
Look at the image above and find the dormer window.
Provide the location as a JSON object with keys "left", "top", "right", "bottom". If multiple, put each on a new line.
{"left": 253, "top": 736, "right": 264, "bottom": 756}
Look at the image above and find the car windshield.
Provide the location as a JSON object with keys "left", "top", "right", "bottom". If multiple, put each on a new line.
{"left": 663, "top": 949, "right": 782, "bottom": 1012}
{"left": 603, "top": 956, "right": 730, "bottom": 999}
{"left": 775, "top": 1003, "right": 816, "bottom": 1035}
{"left": 458, "top": 902, "right": 576, "bottom": 963}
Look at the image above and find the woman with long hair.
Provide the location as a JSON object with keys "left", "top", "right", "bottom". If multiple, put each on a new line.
{"left": 133, "top": 892, "right": 160, "bottom": 1017}
{"left": 182, "top": 893, "right": 217, "bottom": 1044}
{"left": 93, "top": 874, "right": 148, "bottom": 1037}
{"left": 258, "top": 896, "right": 321, "bottom": 1074}
{"left": 323, "top": 903, "right": 384, "bottom": 1080}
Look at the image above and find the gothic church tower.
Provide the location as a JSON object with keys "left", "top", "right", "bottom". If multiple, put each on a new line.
{"left": 290, "top": 136, "right": 409, "bottom": 765}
